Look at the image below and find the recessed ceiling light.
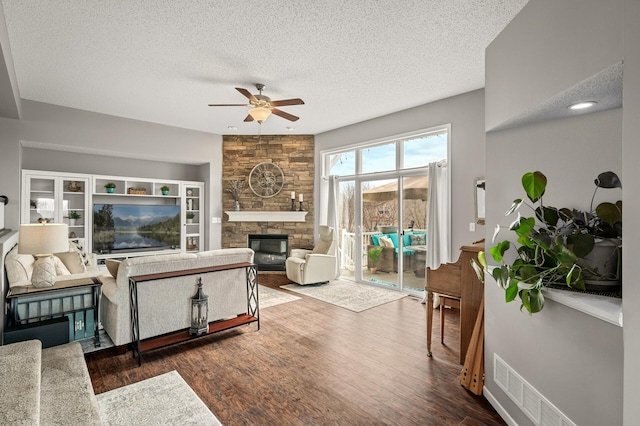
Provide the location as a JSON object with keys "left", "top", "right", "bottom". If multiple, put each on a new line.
{"left": 227, "top": 126, "right": 237, "bottom": 130}
{"left": 286, "top": 126, "right": 295, "bottom": 131}
{"left": 568, "top": 101, "right": 597, "bottom": 110}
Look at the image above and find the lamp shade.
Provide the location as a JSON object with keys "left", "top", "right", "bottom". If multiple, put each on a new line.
{"left": 248, "top": 106, "right": 272, "bottom": 123}
{"left": 18, "top": 223, "right": 69, "bottom": 255}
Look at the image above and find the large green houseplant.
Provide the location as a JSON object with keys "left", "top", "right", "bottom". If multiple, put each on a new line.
{"left": 472, "top": 171, "right": 621, "bottom": 314}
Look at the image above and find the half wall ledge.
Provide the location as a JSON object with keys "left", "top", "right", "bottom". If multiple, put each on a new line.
{"left": 225, "top": 211, "right": 308, "bottom": 222}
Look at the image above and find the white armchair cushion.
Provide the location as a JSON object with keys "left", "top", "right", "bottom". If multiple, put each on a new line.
{"left": 286, "top": 226, "right": 337, "bottom": 285}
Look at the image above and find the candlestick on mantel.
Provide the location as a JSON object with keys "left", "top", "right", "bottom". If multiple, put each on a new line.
{"left": 299, "top": 201, "right": 304, "bottom": 211}
{"left": 299, "top": 194, "right": 303, "bottom": 202}
{"left": 291, "top": 198, "right": 296, "bottom": 211}
{"left": 291, "top": 191, "right": 295, "bottom": 200}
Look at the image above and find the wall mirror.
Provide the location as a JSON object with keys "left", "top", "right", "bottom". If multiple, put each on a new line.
{"left": 474, "top": 178, "right": 485, "bottom": 225}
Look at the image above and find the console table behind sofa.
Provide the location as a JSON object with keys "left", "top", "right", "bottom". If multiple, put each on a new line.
{"left": 99, "top": 248, "right": 257, "bottom": 357}
{"left": 129, "top": 262, "right": 258, "bottom": 365}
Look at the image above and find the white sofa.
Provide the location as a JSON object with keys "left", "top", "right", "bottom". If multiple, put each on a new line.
{"left": 100, "top": 248, "right": 254, "bottom": 347}
{"left": 0, "top": 340, "right": 101, "bottom": 425}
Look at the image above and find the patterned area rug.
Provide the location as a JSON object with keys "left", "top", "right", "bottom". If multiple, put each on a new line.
{"left": 96, "top": 371, "right": 221, "bottom": 426}
{"left": 259, "top": 284, "right": 301, "bottom": 309}
{"left": 281, "top": 279, "right": 406, "bottom": 312}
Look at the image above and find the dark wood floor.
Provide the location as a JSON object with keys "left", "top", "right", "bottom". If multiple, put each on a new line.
{"left": 85, "top": 274, "right": 505, "bottom": 426}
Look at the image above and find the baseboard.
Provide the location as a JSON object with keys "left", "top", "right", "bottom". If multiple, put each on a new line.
{"left": 483, "top": 386, "right": 519, "bottom": 426}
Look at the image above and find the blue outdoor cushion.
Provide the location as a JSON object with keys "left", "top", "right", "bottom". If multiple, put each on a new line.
{"left": 403, "top": 232, "right": 412, "bottom": 247}
{"left": 371, "top": 234, "right": 381, "bottom": 245}
{"left": 387, "top": 233, "right": 399, "bottom": 248}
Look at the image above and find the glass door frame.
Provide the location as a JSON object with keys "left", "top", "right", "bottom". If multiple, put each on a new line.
{"left": 353, "top": 168, "right": 429, "bottom": 296}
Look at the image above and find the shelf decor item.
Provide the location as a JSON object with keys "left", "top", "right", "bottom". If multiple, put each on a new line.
{"left": 186, "top": 212, "right": 195, "bottom": 223}
{"left": 472, "top": 171, "right": 622, "bottom": 314}
{"left": 67, "top": 211, "right": 81, "bottom": 226}
{"left": 104, "top": 182, "right": 116, "bottom": 193}
{"left": 227, "top": 179, "right": 246, "bottom": 210}
{"left": 160, "top": 185, "right": 170, "bottom": 196}
{"left": 18, "top": 223, "right": 69, "bottom": 288}
{"left": 248, "top": 162, "right": 284, "bottom": 198}
{"left": 127, "top": 187, "right": 147, "bottom": 195}
{"left": 189, "top": 278, "right": 208, "bottom": 336}
{"left": 67, "top": 181, "right": 82, "bottom": 192}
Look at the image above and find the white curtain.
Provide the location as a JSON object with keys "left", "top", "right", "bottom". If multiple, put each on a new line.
{"left": 320, "top": 175, "right": 340, "bottom": 278}
{"left": 426, "top": 160, "right": 450, "bottom": 269}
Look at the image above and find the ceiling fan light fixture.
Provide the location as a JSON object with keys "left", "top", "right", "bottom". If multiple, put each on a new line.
{"left": 248, "top": 106, "right": 271, "bottom": 123}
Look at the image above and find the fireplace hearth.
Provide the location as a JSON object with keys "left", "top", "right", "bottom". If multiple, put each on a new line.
{"left": 248, "top": 234, "right": 289, "bottom": 271}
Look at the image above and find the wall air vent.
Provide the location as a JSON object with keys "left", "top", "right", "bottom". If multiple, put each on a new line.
{"left": 494, "top": 354, "right": 577, "bottom": 426}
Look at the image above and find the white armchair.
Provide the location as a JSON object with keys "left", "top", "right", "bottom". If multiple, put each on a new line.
{"left": 286, "top": 226, "right": 337, "bottom": 285}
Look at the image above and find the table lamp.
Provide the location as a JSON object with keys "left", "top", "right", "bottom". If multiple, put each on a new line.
{"left": 18, "top": 223, "right": 69, "bottom": 288}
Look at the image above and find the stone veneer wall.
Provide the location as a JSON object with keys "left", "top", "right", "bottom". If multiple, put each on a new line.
{"left": 222, "top": 135, "right": 315, "bottom": 251}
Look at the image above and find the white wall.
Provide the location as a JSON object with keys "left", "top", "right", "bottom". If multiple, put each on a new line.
{"left": 485, "top": 0, "right": 623, "bottom": 130}
{"left": 485, "top": 111, "right": 623, "bottom": 426}
{"left": 0, "top": 100, "right": 223, "bottom": 249}
{"left": 314, "top": 89, "right": 486, "bottom": 253}
{"left": 622, "top": 0, "right": 640, "bottom": 422}
{"left": 485, "top": 0, "right": 625, "bottom": 424}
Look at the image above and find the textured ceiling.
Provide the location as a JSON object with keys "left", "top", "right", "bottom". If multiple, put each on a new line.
{"left": 1, "top": 0, "right": 529, "bottom": 135}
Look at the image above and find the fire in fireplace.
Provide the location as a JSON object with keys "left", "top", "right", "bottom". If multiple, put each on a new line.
{"left": 247, "top": 234, "right": 289, "bottom": 271}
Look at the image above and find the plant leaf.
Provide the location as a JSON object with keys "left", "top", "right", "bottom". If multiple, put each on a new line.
{"left": 528, "top": 288, "right": 545, "bottom": 313}
{"left": 505, "top": 199, "right": 523, "bottom": 216}
{"left": 595, "top": 171, "right": 621, "bottom": 189}
{"left": 596, "top": 202, "right": 622, "bottom": 226}
{"left": 478, "top": 251, "right": 487, "bottom": 269}
{"left": 470, "top": 259, "right": 485, "bottom": 283}
{"left": 505, "top": 280, "right": 518, "bottom": 302}
{"left": 567, "top": 233, "right": 595, "bottom": 258}
{"left": 492, "top": 266, "right": 510, "bottom": 288}
{"left": 490, "top": 240, "right": 510, "bottom": 263}
{"left": 492, "top": 223, "right": 501, "bottom": 244}
{"left": 521, "top": 171, "right": 547, "bottom": 203}
{"left": 536, "top": 206, "right": 559, "bottom": 228}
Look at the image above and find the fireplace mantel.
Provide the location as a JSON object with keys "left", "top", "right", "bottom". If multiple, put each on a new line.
{"left": 225, "top": 211, "right": 308, "bottom": 222}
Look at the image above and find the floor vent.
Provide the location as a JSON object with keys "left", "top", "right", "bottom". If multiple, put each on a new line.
{"left": 494, "top": 354, "right": 576, "bottom": 426}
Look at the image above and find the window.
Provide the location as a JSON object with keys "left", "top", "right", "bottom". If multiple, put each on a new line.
{"left": 323, "top": 127, "right": 448, "bottom": 177}
{"left": 362, "top": 143, "right": 396, "bottom": 174}
{"left": 403, "top": 132, "right": 448, "bottom": 169}
{"left": 328, "top": 151, "right": 355, "bottom": 176}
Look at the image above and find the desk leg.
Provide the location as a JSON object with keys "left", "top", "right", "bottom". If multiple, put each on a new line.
{"left": 426, "top": 290, "right": 434, "bottom": 357}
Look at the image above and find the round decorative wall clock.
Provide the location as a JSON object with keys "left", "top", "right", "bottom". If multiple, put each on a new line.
{"left": 249, "top": 162, "right": 285, "bottom": 198}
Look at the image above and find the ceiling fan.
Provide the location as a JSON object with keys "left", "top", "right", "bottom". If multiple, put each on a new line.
{"left": 208, "top": 84, "right": 304, "bottom": 123}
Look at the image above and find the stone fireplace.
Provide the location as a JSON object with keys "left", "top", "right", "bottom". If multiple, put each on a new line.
{"left": 248, "top": 234, "right": 289, "bottom": 271}
{"left": 221, "top": 135, "right": 315, "bottom": 252}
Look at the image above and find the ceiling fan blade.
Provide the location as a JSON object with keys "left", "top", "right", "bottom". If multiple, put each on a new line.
{"left": 271, "top": 108, "right": 299, "bottom": 122}
{"left": 243, "top": 114, "right": 254, "bottom": 122}
{"left": 236, "top": 87, "right": 258, "bottom": 103}
{"left": 269, "top": 98, "right": 305, "bottom": 107}
{"left": 208, "top": 103, "right": 250, "bottom": 107}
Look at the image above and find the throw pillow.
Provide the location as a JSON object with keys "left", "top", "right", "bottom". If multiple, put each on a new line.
{"left": 69, "top": 240, "right": 91, "bottom": 266}
{"left": 106, "top": 259, "right": 121, "bottom": 279}
{"left": 5, "top": 246, "right": 35, "bottom": 288}
{"left": 378, "top": 236, "right": 394, "bottom": 248}
{"left": 54, "top": 251, "right": 87, "bottom": 274}
{"left": 312, "top": 239, "right": 332, "bottom": 255}
{"left": 410, "top": 233, "right": 426, "bottom": 246}
{"left": 52, "top": 256, "right": 71, "bottom": 276}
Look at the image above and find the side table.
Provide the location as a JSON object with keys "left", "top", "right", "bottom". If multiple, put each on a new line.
{"left": 6, "top": 276, "right": 102, "bottom": 347}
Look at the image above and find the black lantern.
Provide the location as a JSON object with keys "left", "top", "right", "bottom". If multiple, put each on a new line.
{"left": 189, "top": 278, "right": 209, "bottom": 335}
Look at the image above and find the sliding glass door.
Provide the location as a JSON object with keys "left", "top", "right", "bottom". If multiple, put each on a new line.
{"left": 325, "top": 125, "right": 449, "bottom": 295}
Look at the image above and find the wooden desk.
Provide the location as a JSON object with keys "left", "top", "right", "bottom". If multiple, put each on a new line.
{"left": 426, "top": 242, "right": 484, "bottom": 364}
